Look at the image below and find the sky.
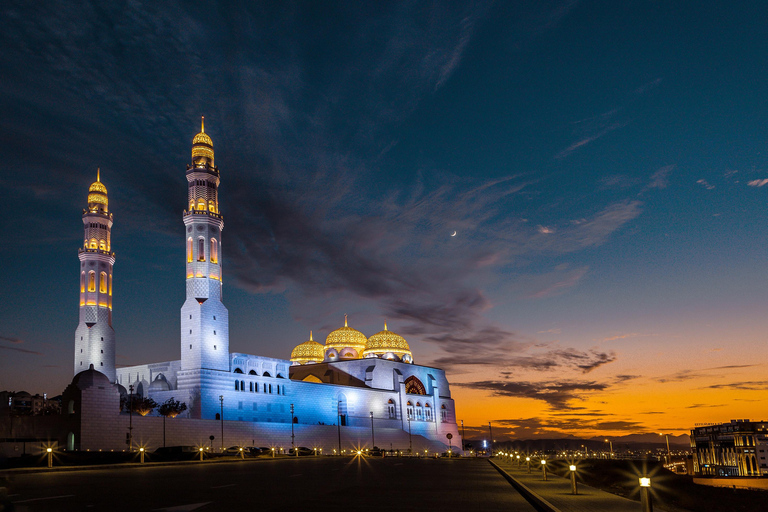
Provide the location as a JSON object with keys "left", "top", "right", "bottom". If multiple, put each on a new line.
{"left": 1, "top": 1, "right": 767, "bottom": 440}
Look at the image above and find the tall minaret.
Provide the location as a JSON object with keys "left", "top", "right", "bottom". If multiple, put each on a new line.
{"left": 74, "top": 169, "right": 116, "bottom": 381}
{"left": 181, "top": 118, "right": 229, "bottom": 371}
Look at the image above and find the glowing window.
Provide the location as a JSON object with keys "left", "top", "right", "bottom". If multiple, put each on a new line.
{"left": 88, "top": 271, "right": 96, "bottom": 292}
{"left": 210, "top": 238, "right": 218, "bottom": 263}
{"left": 89, "top": 238, "right": 98, "bottom": 249}
{"left": 80, "top": 272, "right": 85, "bottom": 293}
{"left": 99, "top": 239, "right": 106, "bottom": 251}
{"left": 187, "top": 238, "right": 193, "bottom": 262}
{"left": 197, "top": 198, "right": 207, "bottom": 211}
{"left": 198, "top": 238, "right": 205, "bottom": 261}
{"left": 99, "top": 272, "right": 107, "bottom": 293}
{"left": 208, "top": 200, "right": 216, "bottom": 213}
{"left": 109, "top": 274, "right": 112, "bottom": 296}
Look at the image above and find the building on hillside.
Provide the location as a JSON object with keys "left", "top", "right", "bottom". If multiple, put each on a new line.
{"left": 65, "top": 119, "right": 462, "bottom": 452}
{"left": 690, "top": 419, "right": 768, "bottom": 476}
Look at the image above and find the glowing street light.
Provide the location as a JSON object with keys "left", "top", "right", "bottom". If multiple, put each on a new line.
{"left": 569, "top": 465, "right": 578, "bottom": 494}
{"left": 239, "top": 446, "right": 244, "bottom": 460}
{"left": 605, "top": 438, "right": 613, "bottom": 458}
{"left": 516, "top": 454, "right": 520, "bottom": 466}
{"left": 639, "top": 477, "right": 653, "bottom": 512}
{"left": 659, "top": 433, "right": 671, "bottom": 462}
{"left": 541, "top": 459, "right": 547, "bottom": 481}
{"left": 199, "top": 447, "right": 204, "bottom": 461}
{"left": 139, "top": 447, "right": 145, "bottom": 464}
{"left": 526, "top": 456, "right": 531, "bottom": 473}
{"left": 46, "top": 447, "right": 53, "bottom": 468}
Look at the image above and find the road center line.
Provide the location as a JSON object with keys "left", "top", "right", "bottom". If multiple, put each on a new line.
{"left": 13, "top": 494, "right": 75, "bottom": 504}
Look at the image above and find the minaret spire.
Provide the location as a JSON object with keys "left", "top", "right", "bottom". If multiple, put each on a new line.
{"left": 344, "top": 314, "right": 348, "bottom": 327}
{"left": 201, "top": 116, "right": 205, "bottom": 133}
{"left": 96, "top": 167, "right": 100, "bottom": 182}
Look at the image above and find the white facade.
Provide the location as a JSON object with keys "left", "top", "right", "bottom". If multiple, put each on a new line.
{"left": 102, "top": 122, "right": 461, "bottom": 450}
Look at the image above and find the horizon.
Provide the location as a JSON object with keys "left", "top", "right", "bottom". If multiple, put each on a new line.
{"left": 1, "top": 2, "right": 767, "bottom": 439}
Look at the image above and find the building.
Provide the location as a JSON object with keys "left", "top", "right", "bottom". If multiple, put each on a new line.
{"left": 690, "top": 419, "right": 768, "bottom": 477}
{"left": 63, "top": 120, "right": 462, "bottom": 452}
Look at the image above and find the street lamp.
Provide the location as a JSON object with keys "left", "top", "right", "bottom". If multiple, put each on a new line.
{"left": 569, "top": 465, "right": 578, "bottom": 494}
{"left": 46, "top": 447, "right": 53, "bottom": 468}
{"left": 370, "top": 411, "right": 375, "bottom": 449}
{"left": 526, "top": 456, "right": 531, "bottom": 473}
{"left": 659, "top": 433, "right": 670, "bottom": 462}
{"left": 139, "top": 447, "right": 145, "bottom": 464}
{"left": 127, "top": 384, "right": 134, "bottom": 451}
{"left": 337, "top": 400, "right": 342, "bottom": 455}
{"left": 239, "top": 447, "right": 244, "bottom": 460}
{"left": 291, "top": 404, "right": 296, "bottom": 456}
{"left": 639, "top": 477, "right": 653, "bottom": 512}
{"left": 199, "top": 447, "right": 204, "bottom": 461}
{"left": 219, "top": 395, "right": 224, "bottom": 452}
{"left": 516, "top": 454, "right": 520, "bottom": 466}
{"left": 605, "top": 438, "right": 613, "bottom": 458}
{"left": 541, "top": 459, "right": 547, "bottom": 481}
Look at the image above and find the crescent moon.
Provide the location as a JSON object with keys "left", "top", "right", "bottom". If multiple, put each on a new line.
{"left": 451, "top": 231, "right": 457, "bottom": 237}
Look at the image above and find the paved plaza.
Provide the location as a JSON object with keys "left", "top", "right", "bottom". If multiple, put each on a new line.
{"left": 3, "top": 456, "right": 539, "bottom": 512}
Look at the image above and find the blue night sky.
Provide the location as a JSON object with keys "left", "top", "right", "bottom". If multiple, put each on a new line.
{"left": 1, "top": 1, "right": 767, "bottom": 437}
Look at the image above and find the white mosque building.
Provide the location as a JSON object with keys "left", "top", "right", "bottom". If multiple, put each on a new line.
{"left": 69, "top": 120, "right": 462, "bottom": 452}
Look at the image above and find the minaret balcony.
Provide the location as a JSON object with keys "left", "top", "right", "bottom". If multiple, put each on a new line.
{"left": 78, "top": 248, "right": 116, "bottom": 257}
{"left": 183, "top": 209, "right": 223, "bottom": 220}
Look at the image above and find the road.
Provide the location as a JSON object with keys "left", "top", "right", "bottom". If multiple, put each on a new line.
{"left": 4, "top": 456, "right": 538, "bottom": 511}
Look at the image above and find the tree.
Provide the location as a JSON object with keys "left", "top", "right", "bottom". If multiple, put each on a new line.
{"left": 158, "top": 397, "right": 187, "bottom": 447}
{"left": 122, "top": 396, "right": 157, "bottom": 416}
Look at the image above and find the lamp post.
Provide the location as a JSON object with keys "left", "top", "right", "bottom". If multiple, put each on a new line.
{"left": 370, "top": 411, "right": 375, "bottom": 449}
{"left": 219, "top": 395, "right": 224, "bottom": 452}
{"left": 569, "top": 465, "right": 578, "bottom": 494}
{"left": 199, "top": 447, "right": 204, "bottom": 461}
{"left": 291, "top": 404, "right": 296, "bottom": 456}
{"left": 460, "top": 419, "right": 465, "bottom": 451}
{"left": 127, "top": 384, "right": 134, "bottom": 451}
{"left": 605, "top": 439, "right": 613, "bottom": 458}
{"left": 488, "top": 422, "right": 493, "bottom": 454}
{"left": 46, "top": 447, "right": 53, "bottom": 468}
{"left": 541, "top": 459, "right": 547, "bottom": 480}
{"left": 139, "top": 447, "right": 145, "bottom": 464}
{"left": 639, "top": 477, "right": 653, "bottom": 512}
{"left": 659, "top": 433, "right": 670, "bottom": 462}
{"left": 408, "top": 416, "right": 413, "bottom": 454}
{"left": 526, "top": 456, "right": 531, "bottom": 473}
{"left": 337, "top": 400, "right": 342, "bottom": 455}
{"left": 516, "top": 454, "right": 520, "bottom": 466}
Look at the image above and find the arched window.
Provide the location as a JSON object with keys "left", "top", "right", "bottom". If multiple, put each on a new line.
{"left": 198, "top": 238, "right": 205, "bottom": 261}
{"left": 89, "top": 238, "right": 98, "bottom": 249}
{"left": 249, "top": 382, "right": 253, "bottom": 392}
{"left": 235, "top": 381, "right": 239, "bottom": 391}
{"left": 263, "top": 371, "right": 271, "bottom": 378}
{"left": 404, "top": 376, "right": 426, "bottom": 395}
{"left": 88, "top": 271, "right": 96, "bottom": 292}
{"left": 241, "top": 380, "right": 245, "bottom": 391}
{"left": 80, "top": 272, "right": 85, "bottom": 293}
{"left": 406, "top": 401, "right": 414, "bottom": 419}
{"left": 208, "top": 200, "right": 216, "bottom": 213}
{"left": 109, "top": 274, "right": 112, "bottom": 296}
{"left": 189, "top": 200, "right": 195, "bottom": 211}
{"left": 197, "top": 198, "right": 207, "bottom": 211}
{"left": 215, "top": 413, "right": 220, "bottom": 420}
{"left": 387, "top": 399, "right": 396, "bottom": 419}
{"left": 233, "top": 368, "right": 244, "bottom": 374}
{"left": 99, "top": 239, "right": 106, "bottom": 251}
{"left": 99, "top": 272, "right": 107, "bottom": 293}
{"left": 210, "top": 238, "right": 218, "bottom": 263}
{"left": 187, "top": 238, "right": 193, "bottom": 262}
{"left": 248, "top": 370, "right": 257, "bottom": 375}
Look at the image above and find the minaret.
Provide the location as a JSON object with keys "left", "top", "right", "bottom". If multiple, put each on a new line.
{"left": 181, "top": 118, "right": 229, "bottom": 371}
{"left": 74, "top": 169, "right": 116, "bottom": 381}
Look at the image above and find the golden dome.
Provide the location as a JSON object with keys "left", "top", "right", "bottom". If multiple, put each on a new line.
{"left": 87, "top": 168, "right": 108, "bottom": 211}
{"left": 325, "top": 315, "right": 367, "bottom": 358}
{"left": 290, "top": 332, "right": 324, "bottom": 365}
{"left": 192, "top": 116, "right": 214, "bottom": 165}
{"left": 363, "top": 323, "right": 412, "bottom": 361}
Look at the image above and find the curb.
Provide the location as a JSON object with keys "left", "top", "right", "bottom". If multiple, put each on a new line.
{"left": 489, "top": 459, "right": 563, "bottom": 512}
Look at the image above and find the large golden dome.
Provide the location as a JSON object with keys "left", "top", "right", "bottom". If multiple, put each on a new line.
{"left": 363, "top": 323, "right": 413, "bottom": 362}
{"left": 192, "top": 116, "right": 214, "bottom": 166}
{"left": 325, "top": 315, "right": 367, "bottom": 358}
{"left": 87, "top": 168, "right": 108, "bottom": 211}
{"left": 290, "top": 332, "right": 324, "bottom": 365}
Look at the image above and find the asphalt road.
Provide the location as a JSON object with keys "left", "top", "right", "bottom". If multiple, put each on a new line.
{"left": 4, "top": 456, "right": 538, "bottom": 512}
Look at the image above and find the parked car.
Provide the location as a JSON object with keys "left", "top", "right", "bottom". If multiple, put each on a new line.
{"left": 288, "top": 446, "right": 313, "bottom": 456}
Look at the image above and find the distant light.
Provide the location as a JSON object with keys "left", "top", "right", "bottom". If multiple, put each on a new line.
{"left": 47, "top": 448, "right": 52, "bottom": 453}
{"left": 569, "top": 465, "right": 577, "bottom": 471}
{"left": 639, "top": 477, "right": 651, "bottom": 488}
{"left": 526, "top": 457, "right": 530, "bottom": 461}
{"left": 357, "top": 450, "right": 362, "bottom": 455}
{"left": 140, "top": 448, "right": 144, "bottom": 452}
{"left": 541, "top": 459, "right": 546, "bottom": 465}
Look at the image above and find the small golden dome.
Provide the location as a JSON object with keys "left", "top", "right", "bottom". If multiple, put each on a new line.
{"left": 87, "top": 168, "right": 108, "bottom": 211}
{"left": 192, "top": 116, "right": 214, "bottom": 166}
{"left": 290, "top": 331, "right": 324, "bottom": 365}
{"left": 325, "top": 315, "right": 367, "bottom": 358}
{"left": 363, "top": 323, "right": 413, "bottom": 362}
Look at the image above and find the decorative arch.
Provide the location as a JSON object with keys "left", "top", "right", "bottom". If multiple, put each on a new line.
{"left": 187, "top": 238, "right": 193, "bottom": 262}
{"left": 262, "top": 371, "right": 271, "bottom": 378}
{"left": 210, "top": 238, "right": 218, "bottom": 263}
{"left": 233, "top": 368, "right": 244, "bottom": 374}
{"left": 197, "top": 198, "right": 207, "bottom": 211}
{"left": 88, "top": 271, "right": 96, "bottom": 292}
{"left": 404, "top": 375, "right": 426, "bottom": 395}
{"left": 303, "top": 374, "right": 322, "bottom": 383}
{"left": 198, "top": 237, "right": 205, "bottom": 261}
{"left": 99, "top": 272, "right": 107, "bottom": 293}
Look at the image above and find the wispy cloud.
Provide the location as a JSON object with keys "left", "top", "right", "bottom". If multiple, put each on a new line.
{"left": 0, "top": 335, "right": 24, "bottom": 344}
{"left": 457, "top": 379, "right": 609, "bottom": 409}
{"left": 0, "top": 345, "right": 43, "bottom": 355}
{"left": 747, "top": 179, "right": 768, "bottom": 187}
{"left": 647, "top": 165, "right": 673, "bottom": 189}
{"left": 697, "top": 179, "right": 715, "bottom": 190}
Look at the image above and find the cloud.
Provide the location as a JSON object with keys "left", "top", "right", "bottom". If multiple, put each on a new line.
{"left": 705, "top": 381, "right": 768, "bottom": 391}
{"left": 0, "top": 345, "right": 43, "bottom": 355}
{"left": 697, "top": 179, "right": 715, "bottom": 190}
{"left": 602, "top": 333, "right": 641, "bottom": 342}
{"left": 537, "top": 328, "right": 561, "bottom": 334}
{"left": 647, "top": 165, "right": 673, "bottom": 189}
{"left": 457, "top": 379, "right": 609, "bottom": 408}
{"left": 747, "top": 179, "right": 768, "bottom": 187}
{"left": 686, "top": 403, "right": 725, "bottom": 409}
{"left": 527, "top": 266, "right": 588, "bottom": 299}
{"left": 0, "top": 335, "right": 24, "bottom": 344}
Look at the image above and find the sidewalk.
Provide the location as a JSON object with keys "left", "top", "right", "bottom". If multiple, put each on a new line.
{"left": 491, "top": 459, "right": 668, "bottom": 512}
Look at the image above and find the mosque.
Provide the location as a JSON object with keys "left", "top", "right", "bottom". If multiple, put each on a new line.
{"left": 69, "top": 120, "right": 462, "bottom": 452}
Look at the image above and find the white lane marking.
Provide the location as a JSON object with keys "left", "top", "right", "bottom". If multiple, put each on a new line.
{"left": 210, "top": 483, "right": 236, "bottom": 489}
{"left": 153, "top": 503, "right": 212, "bottom": 511}
{"left": 13, "top": 494, "right": 75, "bottom": 503}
